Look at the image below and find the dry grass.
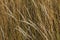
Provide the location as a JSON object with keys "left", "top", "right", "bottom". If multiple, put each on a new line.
{"left": 0, "top": 0, "right": 60, "bottom": 40}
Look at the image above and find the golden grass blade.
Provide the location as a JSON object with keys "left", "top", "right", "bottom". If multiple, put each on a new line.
{"left": 0, "top": 26, "right": 5, "bottom": 40}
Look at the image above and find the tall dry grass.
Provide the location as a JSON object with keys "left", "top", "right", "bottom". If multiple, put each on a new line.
{"left": 0, "top": 0, "right": 60, "bottom": 40}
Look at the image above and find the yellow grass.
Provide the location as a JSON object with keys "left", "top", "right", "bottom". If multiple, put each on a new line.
{"left": 0, "top": 0, "right": 60, "bottom": 40}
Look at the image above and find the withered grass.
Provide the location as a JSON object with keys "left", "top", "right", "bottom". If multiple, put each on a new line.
{"left": 0, "top": 0, "right": 60, "bottom": 40}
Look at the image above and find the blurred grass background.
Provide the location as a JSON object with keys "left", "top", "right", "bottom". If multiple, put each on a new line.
{"left": 0, "top": 0, "right": 60, "bottom": 40}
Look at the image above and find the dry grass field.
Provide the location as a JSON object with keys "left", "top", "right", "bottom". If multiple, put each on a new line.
{"left": 0, "top": 0, "right": 60, "bottom": 40}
